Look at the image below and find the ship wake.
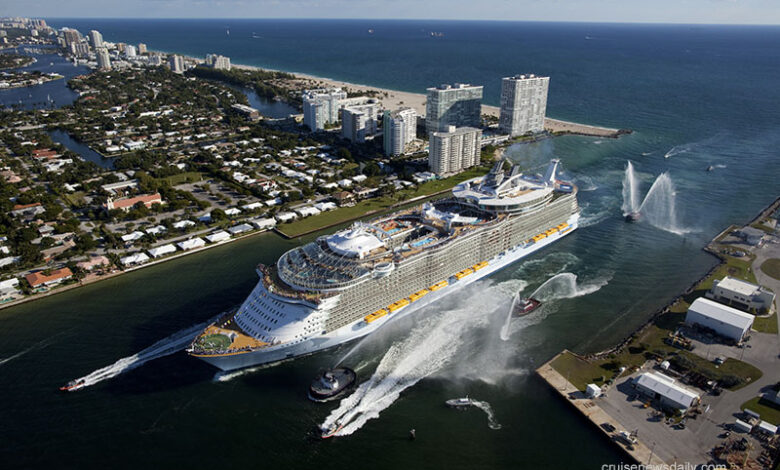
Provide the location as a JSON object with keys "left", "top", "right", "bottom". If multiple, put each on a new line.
{"left": 321, "top": 290, "right": 493, "bottom": 436}
{"left": 470, "top": 399, "right": 502, "bottom": 430}
{"left": 65, "top": 316, "right": 217, "bottom": 390}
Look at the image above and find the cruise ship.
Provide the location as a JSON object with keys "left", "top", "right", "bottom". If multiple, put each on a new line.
{"left": 188, "top": 159, "right": 580, "bottom": 370}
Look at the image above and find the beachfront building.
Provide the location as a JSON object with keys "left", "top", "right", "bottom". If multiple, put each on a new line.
{"left": 148, "top": 244, "right": 177, "bottom": 258}
{"left": 96, "top": 47, "right": 111, "bottom": 71}
{"left": 138, "top": 43, "right": 147, "bottom": 54}
{"left": 341, "top": 100, "right": 379, "bottom": 143}
{"left": 88, "top": 30, "right": 103, "bottom": 48}
{"left": 425, "top": 83, "right": 483, "bottom": 136}
{"left": 206, "top": 53, "right": 231, "bottom": 71}
{"left": 633, "top": 372, "right": 700, "bottom": 411}
{"left": 120, "top": 252, "right": 150, "bottom": 266}
{"left": 428, "top": 126, "right": 482, "bottom": 177}
{"left": 70, "top": 42, "right": 90, "bottom": 58}
{"left": 685, "top": 297, "right": 754, "bottom": 342}
{"left": 169, "top": 55, "right": 185, "bottom": 74}
{"left": 383, "top": 107, "right": 417, "bottom": 156}
{"left": 707, "top": 276, "right": 776, "bottom": 313}
{"left": 104, "top": 193, "right": 163, "bottom": 212}
{"left": 62, "top": 29, "right": 81, "bottom": 49}
{"left": 177, "top": 238, "right": 206, "bottom": 251}
{"left": 303, "top": 88, "right": 348, "bottom": 131}
{"left": 25, "top": 268, "right": 73, "bottom": 289}
{"left": 499, "top": 74, "right": 550, "bottom": 136}
{"left": 124, "top": 45, "right": 137, "bottom": 58}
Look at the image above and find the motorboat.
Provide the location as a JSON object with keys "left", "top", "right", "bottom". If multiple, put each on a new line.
{"left": 59, "top": 379, "right": 86, "bottom": 392}
{"left": 446, "top": 397, "right": 473, "bottom": 409}
{"left": 512, "top": 296, "right": 542, "bottom": 316}
{"left": 308, "top": 368, "right": 357, "bottom": 402}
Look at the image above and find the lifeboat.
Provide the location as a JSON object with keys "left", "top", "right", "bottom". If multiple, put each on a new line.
{"left": 471, "top": 261, "right": 488, "bottom": 271}
{"left": 429, "top": 280, "right": 448, "bottom": 291}
{"left": 454, "top": 268, "right": 474, "bottom": 280}
{"left": 387, "top": 299, "right": 410, "bottom": 313}
{"left": 364, "top": 308, "right": 388, "bottom": 323}
{"left": 408, "top": 289, "right": 430, "bottom": 302}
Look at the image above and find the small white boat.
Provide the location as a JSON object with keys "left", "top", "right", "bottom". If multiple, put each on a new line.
{"left": 445, "top": 396, "right": 473, "bottom": 408}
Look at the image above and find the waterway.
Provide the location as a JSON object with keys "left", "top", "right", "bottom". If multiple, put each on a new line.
{"left": 48, "top": 129, "right": 116, "bottom": 169}
{"left": 2, "top": 20, "right": 779, "bottom": 469}
{"left": 0, "top": 46, "right": 88, "bottom": 110}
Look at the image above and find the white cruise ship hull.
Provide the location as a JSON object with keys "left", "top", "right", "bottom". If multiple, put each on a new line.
{"left": 196, "top": 213, "right": 579, "bottom": 371}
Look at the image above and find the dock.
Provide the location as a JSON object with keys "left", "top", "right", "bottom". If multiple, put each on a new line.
{"left": 536, "top": 351, "right": 667, "bottom": 466}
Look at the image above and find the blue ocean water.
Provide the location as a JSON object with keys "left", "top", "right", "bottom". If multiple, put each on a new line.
{"left": 1, "top": 19, "right": 778, "bottom": 468}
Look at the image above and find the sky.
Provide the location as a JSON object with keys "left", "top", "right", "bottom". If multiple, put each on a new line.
{"left": 3, "top": 0, "right": 780, "bottom": 25}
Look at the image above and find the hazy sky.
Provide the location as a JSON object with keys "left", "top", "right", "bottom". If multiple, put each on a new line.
{"left": 4, "top": 0, "right": 780, "bottom": 25}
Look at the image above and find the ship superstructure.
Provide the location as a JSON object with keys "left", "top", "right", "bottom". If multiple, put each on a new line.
{"left": 188, "top": 159, "right": 579, "bottom": 370}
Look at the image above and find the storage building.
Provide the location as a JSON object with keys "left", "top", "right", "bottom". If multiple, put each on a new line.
{"left": 633, "top": 372, "right": 700, "bottom": 410}
{"left": 685, "top": 297, "right": 754, "bottom": 341}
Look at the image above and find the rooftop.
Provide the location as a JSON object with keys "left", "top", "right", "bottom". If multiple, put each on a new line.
{"left": 687, "top": 297, "right": 755, "bottom": 329}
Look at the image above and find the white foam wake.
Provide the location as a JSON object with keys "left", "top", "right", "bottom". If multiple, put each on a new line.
{"left": 67, "top": 315, "right": 218, "bottom": 389}
{"left": 321, "top": 293, "right": 492, "bottom": 436}
{"left": 470, "top": 399, "right": 502, "bottom": 430}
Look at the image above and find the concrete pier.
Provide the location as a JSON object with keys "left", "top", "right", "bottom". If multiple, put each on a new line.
{"left": 536, "top": 351, "right": 668, "bottom": 466}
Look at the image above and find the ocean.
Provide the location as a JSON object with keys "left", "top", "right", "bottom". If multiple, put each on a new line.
{"left": 2, "top": 19, "right": 780, "bottom": 468}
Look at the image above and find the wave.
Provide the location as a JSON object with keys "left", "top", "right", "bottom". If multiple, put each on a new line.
{"left": 66, "top": 315, "right": 218, "bottom": 390}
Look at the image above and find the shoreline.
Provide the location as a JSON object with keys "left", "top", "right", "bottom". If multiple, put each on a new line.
{"left": 164, "top": 50, "right": 624, "bottom": 136}
{"left": 535, "top": 194, "right": 780, "bottom": 465}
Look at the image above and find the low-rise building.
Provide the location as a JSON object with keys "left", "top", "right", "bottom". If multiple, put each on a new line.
{"left": 104, "top": 193, "right": 163, "bottom": 212}
{"left": 205, "top": 230, "right": 231, "bottom": 243}
{"left": 685, "top": 297, "right": 754, "bottom": 341}
{"left": 633, "top": 371, "right": 700, "bottom": 410}
{"left": 121, "top": 231, "right": 145, "bottom": 243}
{"left": 11, "top": 203, "right": 45, "bottom": 218}
{"left": 177, "top": 238, "right": 206, "bottom": 251}
{"left": 275, "top": 212, "right": 298, "bottom": 223}
{"left": 25, "top": 268, "right": 73, "bottom": 288}
{"left": 228, "top": 224, "right": 253, "bottom": 235}
{"left": 120, "top": 252, "right": 150, "bottom": 266}
{"left": 76, "top": 255, "right": 110, "bottom": 271}
{"left": 249, "top": 217, "right": 276, "bottom": 230}
{"left": 707, "top": 276, "right": 775, "bottom": 313}
{"left": 147, "top": 244, "right": 177, "bottom": 258}
{"left": 172, "top": 220, "right": 195, "bottom": 230}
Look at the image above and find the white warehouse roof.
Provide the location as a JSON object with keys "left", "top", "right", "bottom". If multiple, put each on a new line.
{"left": 635, "top": 372, "right": 700, "bottom": 409}
{"left": 688, "top": 297, "right": 754, "bottom": 331}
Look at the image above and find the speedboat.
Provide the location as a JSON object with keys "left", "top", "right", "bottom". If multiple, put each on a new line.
{"left": 59, "top": 379, "right": 86, "bottom": 392}
{"left": 513, "top": 296, "right": 542, "bottom": 316}
{"left": 446, "top": 397, "right": 473, "bottom": 409}
{"left": 320, "top": 422, "right": 343, "bottom": 439}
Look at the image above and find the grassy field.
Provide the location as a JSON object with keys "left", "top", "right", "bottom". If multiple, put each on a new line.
{"left": 550, "top": 351, "right": 610, "bottom": 391}
{"left": 753, "top": 311, "right": 779, "bottom": 334}
{"left": 761, "top": 258, "right": 780, "bottom": 280}
{"left": 741, "top": 396, "right": 780, "bottom": 425}
{"left": 276, "top": 167, "right": 488, "bottom": 238}
{"left": 162, "top": 172, "right": 204, "bottom": 185}
{"left": 62, "top": 191, "right": 86, "bottom": 207}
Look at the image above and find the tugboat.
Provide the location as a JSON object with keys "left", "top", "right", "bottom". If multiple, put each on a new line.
{"left": 308, "top": 367, "right": 357, "bottom": 402}
{"left": 59, "top": 379, "right": 86, "bottom": 392}
{"left": 511, "top": 295, "right": 542, "bottom": 316}
{"left": 445, "top": 396, "right": 474, "bottom": 409}
{"left": 624, "top": 211, "right": 641, "bottom": 222}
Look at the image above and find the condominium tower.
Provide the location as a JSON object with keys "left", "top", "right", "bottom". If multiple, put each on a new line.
{"left": 302, "top": 88, "right": 348, "bottom": 131}
{"left": 88, "top": 30, "right": 103, "bottom": 48}
{"left": 383, "top": 108, "right": 417, "bottom": 156}
{"left": 428, "top": 126, "right": 482, "bottom": 176}
{"left": 341, "top": 100, "right": 379, "bottom": 143}
{"left": 169, "top": 55, "right": 185, "bottom": 74}
{"left": 425, "top": 83, "right": 483, "bottom": 136}
{"left": 96, "top": 47, "right": 111, "bottom": 70}
{"left": 206, "top": 54, "right": 231, "bottom": 71}
{"left": 498, "top": 74, "right": 549, "bottom": 136}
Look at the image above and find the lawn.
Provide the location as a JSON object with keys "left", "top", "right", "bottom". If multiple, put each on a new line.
{"left": 741, "top": 395, "right": 780, "bottom": 425}
{"left": 550, "top": 351, "right": 610, "bottom": 391}
{"left": 62, "top": 191, "right": 86, "bottom": 207}
{"left": 163, "top": 172, "right": 204, "bottom": 185}
{"left": 760, "top": 258, "right": 780, "bottom": 281}
{"left": 753, "top": 311, "right": 779, "bottom": 334}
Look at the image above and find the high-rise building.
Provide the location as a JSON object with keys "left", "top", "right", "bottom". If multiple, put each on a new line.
{"left": 62, "top": 29, "right": 81, "bottom": 48}
{"left": 206, "top": 53, "right": 231, "bottom": 70}
{"left": 499, "top": 74, "right": 550, "bottom": 136}
{"left": 169, "top": 55, "right": 185, "bottom": 74}
{"left": 69, "top": 42, "right": 90, "bottom": 58}
{"left": 428, "top": 126, "right": 482, "bottom": 176}
{"left": 115, "top": 42, "right": 126, "bottom": 54}
{"left": 96, "top": 47, "right": 111, "bottom": 70}
{"left": 341, "top": 101, "right": 378, "bottom": 143}
{"left": 425, "top": 83, "right": 483, "bottom": 136}
{"left": 302, "top": 88, "right": 347, "bottom": 131}
{"left": 89, "top": 30, "right": 103, "bottom": 48}
{"left": 124, "top": 45, "right": 137, "bottom": 58}
{"left": 137, "top": 43, "right": 147, "bottom": 54}
{"left": 383, "top": 108, "right": 417, "bottom": 156}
